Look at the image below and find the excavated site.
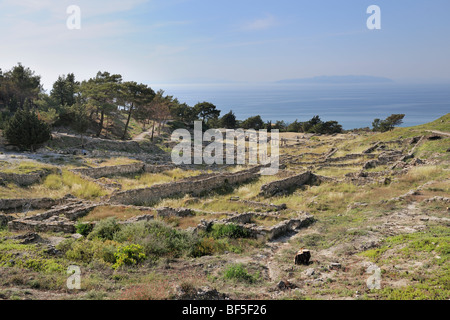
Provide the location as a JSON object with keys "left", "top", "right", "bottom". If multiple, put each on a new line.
{"left": 0, "top": 114, "right": 449, "bottom": 300}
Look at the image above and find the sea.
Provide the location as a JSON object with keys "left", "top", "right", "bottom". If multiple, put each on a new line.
{"left": 155, "top": 82, "right": 450, "bottom": 130}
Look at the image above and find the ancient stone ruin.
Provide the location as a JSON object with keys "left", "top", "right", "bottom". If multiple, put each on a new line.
{"left": 259, "top": 171, "right": 312, "bottom": 197}
{"left": 109, "top": 166, "right": 262, "bottom": 206}
{"left": 193, "top": 211, "right": 315, "bottom": 241}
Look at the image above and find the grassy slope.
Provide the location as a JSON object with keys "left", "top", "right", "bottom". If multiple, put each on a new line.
{"left": 0, "top": 114, "right": 449, "bottom": 300}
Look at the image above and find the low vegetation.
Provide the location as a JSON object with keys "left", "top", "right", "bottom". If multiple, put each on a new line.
{"left": 0, "top": 80, "right": 448, "bottom": 302}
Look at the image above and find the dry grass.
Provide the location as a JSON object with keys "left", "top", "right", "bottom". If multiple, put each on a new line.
{"left": 83, "top": 157, "right": 141, "bottom": 168}
{"left": 0, "top": 160, "right": 55, "bottom": 174}
{"left": 81, "top": 206, "right": 156, "bottom": 222}
{"left": 118, "top": 168, "right": 206, "bottom": 190}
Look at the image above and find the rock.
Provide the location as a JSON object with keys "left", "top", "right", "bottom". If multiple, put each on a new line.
{"left": 294, "top": 249, "right": 311, "bottom": 265}
{"left": 410, "top": 158, "right": 424, "bottom": 166}
{"left": 304, "top": 268, "right": 315, "bottom": 277}
{"left": 277, "top": 280, "right": 287, "bottom": 290}
{"left": 44, "top": 245, "right": 62, "bottom": 256}
{"left": 157, "top": 207, "right": 194, "bottom": 218}
{"left": 363, "top": 160, "right": 379, "bottom": 170}
{"left": 121, "top": 214, "right": 154, "bottom": 224}
{"left": 9, "top": 232, "right": 43, "bottom": 244}
{"left": 329, "top": 263, "right": 341, "bottom": 270}
{"left": 347, "top": 202, "right": 368, "bottom": 210}
{"left": 175, "top": 285, "right": 229, "bottom": 300}
{"left": 277, "top": 280, "right": 296, "bottom": 291}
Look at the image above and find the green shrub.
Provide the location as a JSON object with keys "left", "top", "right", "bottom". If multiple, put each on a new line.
{"left": 55, "top": 238, "right": 76, "bottom": 253}
{"left": 101, "top": 241, "right": 120, "bottom": 264}
{"left": 192, "top": 237, "right": 227, "bottom": 257}
{"left": 223, "top": 263, "right": 259, "bottom": 283}
{"left": 65, "top": 239, "right": 120, "bottom": 264}
{"left": 4, "top": 108, "right": 51, "bottom": 151}
{"left": 75, "top": 222, "right": 94, "bottom": 237}
{"left": 114, "top": 220, "right": 198, "bottom": 259}
{"left": 208, "top": 223, "right": 251, "bottom": 239}
{"left": 191, "top": 236, "right": 247, "bottom": 257}
{"left": 112, "top": 244, "right": 146, "bottom": 270}
{"left": 88, "top": 217, "right": 121, "bottom": 241}
{"left": 23, "top": 258, "right": 65, "bottom": 273}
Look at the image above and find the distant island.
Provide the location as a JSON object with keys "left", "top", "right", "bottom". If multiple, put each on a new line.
{"left": 276, "top": 75, "right": 394, "bottom": 84}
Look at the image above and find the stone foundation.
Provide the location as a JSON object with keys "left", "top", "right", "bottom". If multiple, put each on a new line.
{"left": 109, "top": 166, "right": 262, "bottom": 206}
{"left": 0, "top": 195, "right": 72, "bottom": 212}
{"left": 0, "top": 170, "right": 55, "bottom": 187}
{"left": 156, "top": 207, "right": 194, "bottom": 218}
{"left": 194, "top": 212, "right": 314, "bottom": 241}
{"left": 70, "top": 162, "right": 145, "bottom": 179}
{"left": 7, "top": 201, "right": 100, "bottom": 233}
{"left": 259, "top": 171, "right": 312, "bottom": 197}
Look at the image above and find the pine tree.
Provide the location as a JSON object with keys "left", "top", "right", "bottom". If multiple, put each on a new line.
{"left": 5, "top": 107, "right": 51, "bottom": 151}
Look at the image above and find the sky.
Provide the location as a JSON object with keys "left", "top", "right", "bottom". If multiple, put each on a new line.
{"left": 1, "top": 0, "right": 450, "bottom": 91}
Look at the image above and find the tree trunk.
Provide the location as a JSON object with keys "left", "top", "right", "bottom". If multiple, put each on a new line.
{"left": 122, "top": 103, "right": 133, "bottom": 140}
{"left": 151, "top": 120, "right": 155, "bottom": 141}
{"left": 97, "top": 110, "right": 104, "bottom": 137}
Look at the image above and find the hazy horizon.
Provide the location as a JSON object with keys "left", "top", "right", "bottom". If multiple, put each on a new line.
{"left": 1, "top": 0, "right": 450, "bottom": 91}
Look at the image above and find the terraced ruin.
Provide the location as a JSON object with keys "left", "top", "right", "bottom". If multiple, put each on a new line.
{"left": 0, "top": 114, "right": 449, "bottom": 300}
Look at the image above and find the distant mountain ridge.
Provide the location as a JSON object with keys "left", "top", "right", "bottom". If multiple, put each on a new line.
{"left": 276, "top": 75, "right": 394, "bottom": 84}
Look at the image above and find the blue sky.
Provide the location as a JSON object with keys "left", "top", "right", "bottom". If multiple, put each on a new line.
{"left": 1, "top": 0, "right": 450, "bottom": 90}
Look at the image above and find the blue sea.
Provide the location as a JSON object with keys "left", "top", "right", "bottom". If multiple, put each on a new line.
{"left": 156, "top": 82, "right": 450, "bottom": 130}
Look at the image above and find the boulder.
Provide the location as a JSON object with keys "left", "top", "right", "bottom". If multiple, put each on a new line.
{"left": 329, "top": 262, "right": 341, "bottom": 270}
{"left": 277, "top": 280, "right": 297, "bottom": 291}
{"left": 294, "top": 249, "right": 311, "bottom": 265}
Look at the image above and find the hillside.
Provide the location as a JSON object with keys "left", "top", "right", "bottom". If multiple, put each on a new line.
{"left": 0, "top": 114, "right": 448, "bottom": 300}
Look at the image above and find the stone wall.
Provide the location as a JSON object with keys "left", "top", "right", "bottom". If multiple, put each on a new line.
{"left": 362, "top": 150, "right": 404, "bottom": 170}
{"left": 0, "top": 171, "right": 44, "bottom": 186}
{"left": 144, "top": 164, "right": 176, "bottom": 173}
{"left": 0, "top": 196, "right": 70, "bottom": 212}
{"left": 7, "top": 201, "right": 99, "bottom": 233}
{"left": 288, "top": 153, "right": 376, "bottom": 167}
{"left": 8, "top": 216, "right": 76, "bottom": 233}
{"left": 229, "top": 198, "right": 287, "bottom": 211}
{"left": 70, "top": 162, "right": 209, "bottom": 179}
{"left": 363, "top": 142, "right": 382, "bottom": 154}
{"left": 109, "top": 166, "right": 262, "bottom": 206}
{"left": 70, "top": 162, "right": 145, "bottom": 179}
{"left": 262, "top": 216, "right": 315, "bottom": 240}
{"left": 323, "top": 148, "right": 338, "bottom": 159}
{"left": 156, "top": 207, "right": 194, "bottom": 218}
{"left": 325, "top": 153, "right": 376, "bottom": 163}
{"left": 194, "top": 212, "right": 314, "bottom": 241}
{"left": 259, "top": 171, "right": 312, "bottom": 197}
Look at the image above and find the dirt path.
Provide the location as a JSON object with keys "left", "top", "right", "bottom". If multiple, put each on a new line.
{"left": 133, "top": 129, "right": 154, "bottom": 141}
{"left": 266, "top": 241, "right": 290, "bottom": 282}
{"left": 426, "top": 130, "right": 450, "bottom": 137}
